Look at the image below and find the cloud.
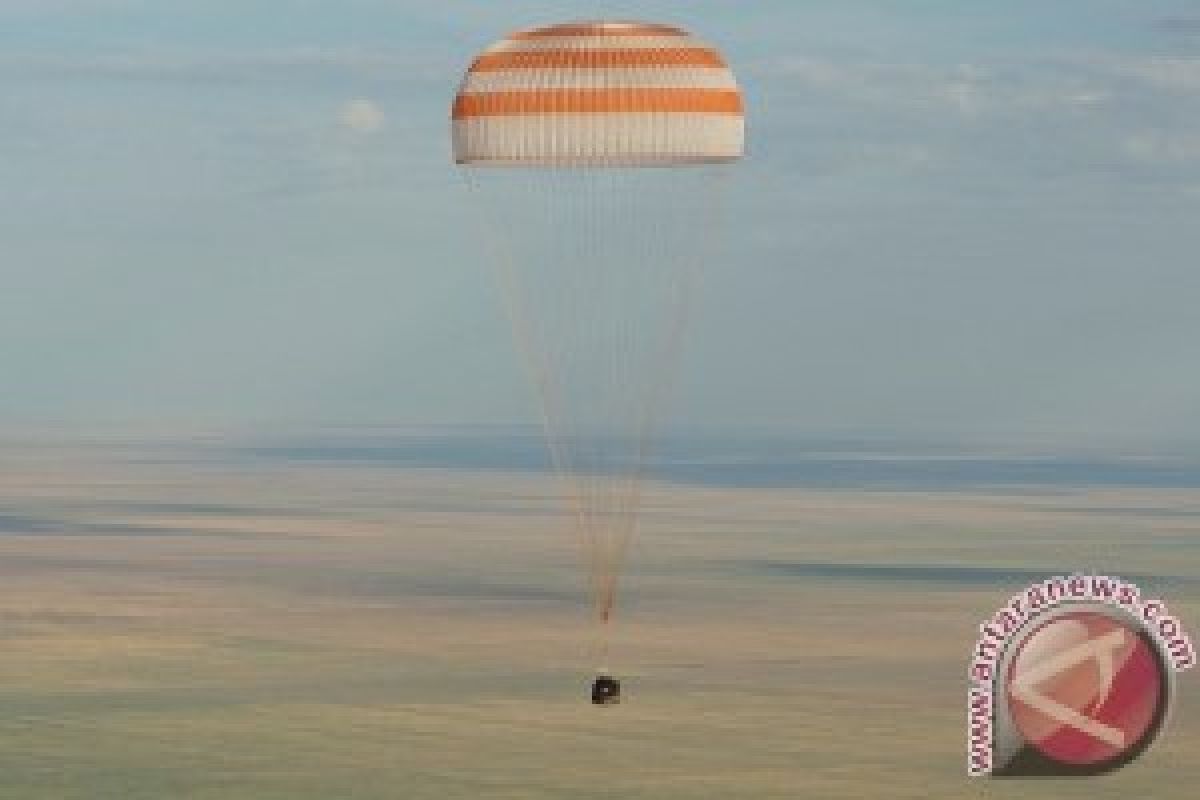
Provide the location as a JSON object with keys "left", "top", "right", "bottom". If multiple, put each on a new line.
{"left": 749, "top": 56, "right": 1112, "bottom": 118}
{"left": 751, "top": 56, "right": 981, "bottom": 115}
{"left": 1157, "top": 17, "right": 1200, "bottom": 35}
{"left": 741, "top": 48, "right": 1200, "bottom": 192}
{"left": 1124, "top": 131, "right": 1200, "bottom": 162}
{"left": 0, "top": 48, "right": 451, "bottom": 85}
{"left": 940, "top": 78, "right": 984, "bottom": 117}
{"left": 338, "top": 98, "right": 385, "bottom": 135}
{"left": 1096, "top": 56, "right": 1200, "bottom": 92}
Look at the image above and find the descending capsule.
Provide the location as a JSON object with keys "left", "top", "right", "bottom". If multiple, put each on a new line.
{"left": 451, "top": 20, "right": 745, "bottom": 698}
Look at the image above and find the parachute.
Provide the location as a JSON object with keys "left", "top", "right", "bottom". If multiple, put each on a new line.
{"left": 452, "top": 20, "right": 745, "bottom": 679}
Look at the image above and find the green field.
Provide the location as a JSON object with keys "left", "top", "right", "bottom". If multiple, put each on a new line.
{"left": 1, "top": 440, "right": 1197, "bottom": 798}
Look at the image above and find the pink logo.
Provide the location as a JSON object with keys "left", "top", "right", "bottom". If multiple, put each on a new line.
{"left": 1006, "top": 611, "right": 1166, "bottom": 768}
{"left": 966, "top": 575, "right": 1193, "bottom": 777}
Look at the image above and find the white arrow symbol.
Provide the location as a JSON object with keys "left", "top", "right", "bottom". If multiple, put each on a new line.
{"left": 1011, "top": 628, "right": 1127, "bottom": 748}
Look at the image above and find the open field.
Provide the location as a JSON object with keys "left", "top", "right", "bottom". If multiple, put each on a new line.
{"left": 1, "top": 435, "right": 1198, "bottom": 798}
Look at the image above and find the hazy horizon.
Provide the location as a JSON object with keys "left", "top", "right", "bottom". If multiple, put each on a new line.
{"left": 11, "top": 425, "right": 1200, "bottom": 494}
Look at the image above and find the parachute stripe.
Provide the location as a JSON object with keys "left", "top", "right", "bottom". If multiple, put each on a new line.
{"left": 460, "top": 68, "right": 739, "bottom": 93}
{"left": 508, "top": 22, "right": 688, "bottom": 39}
{"left": 469, "top": 48, "right": 727, "bottom": 72}
{"left": 485, "top": 36, "right": 711, "bottom": 53}
{"left": 453, "top": 89, "right": 742, "bottom": 118}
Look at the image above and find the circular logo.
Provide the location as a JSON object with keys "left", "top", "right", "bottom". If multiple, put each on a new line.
{"left": 1005, "top": 610, "right": 1169, "bottom": 769}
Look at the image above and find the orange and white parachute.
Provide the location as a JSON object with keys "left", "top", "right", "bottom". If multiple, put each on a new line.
{"left": 452, "top": 20, "right": 744, "bottom": 166}
{"left": 452, "top": 21, "right": 744, "bottom": 669}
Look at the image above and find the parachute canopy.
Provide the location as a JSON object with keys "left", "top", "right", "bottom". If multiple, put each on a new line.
{"left": 451, "top": 20, "right": 745, "bottom": 166}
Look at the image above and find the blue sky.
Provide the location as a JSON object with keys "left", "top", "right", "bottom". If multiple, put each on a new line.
{"left": 2, "top": 1, "right": 1199, "bottom": 446}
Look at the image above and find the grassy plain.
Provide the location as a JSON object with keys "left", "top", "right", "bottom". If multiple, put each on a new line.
{"left": 1, "top": 437, "right": 1197, "bottom": 798}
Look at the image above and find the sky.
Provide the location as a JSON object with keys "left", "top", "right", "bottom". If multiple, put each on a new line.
{"left": 2, "top": 1, "right": 1199, "bottom": 447}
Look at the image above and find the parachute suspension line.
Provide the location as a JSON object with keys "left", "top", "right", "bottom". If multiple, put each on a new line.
{"left": 562, "top": 167, "right": 618, "bottom": 672}
{"left": 596, "top": 166, "right": 622, "bottom": 634}
{"left": 621, "top": 163, "right": 732, "bottom": 546}
{"left": 464, "top": 166, "right": 733, "bottom": 675}
{"left": 577, "top": 168, "right": 607, "bottom": 630}
{"left": 463, "top": 172, "right": 600, "bottom": 613}
{"left": 595, "top": 167, "right": 731, "bottom": 650}
{"left": 601, "top": 165, "right": 645, "bottom": 632}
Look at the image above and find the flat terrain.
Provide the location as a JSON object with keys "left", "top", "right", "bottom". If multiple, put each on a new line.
{"left": 1, "top": 436, "right": 1198, "bottom": 798}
